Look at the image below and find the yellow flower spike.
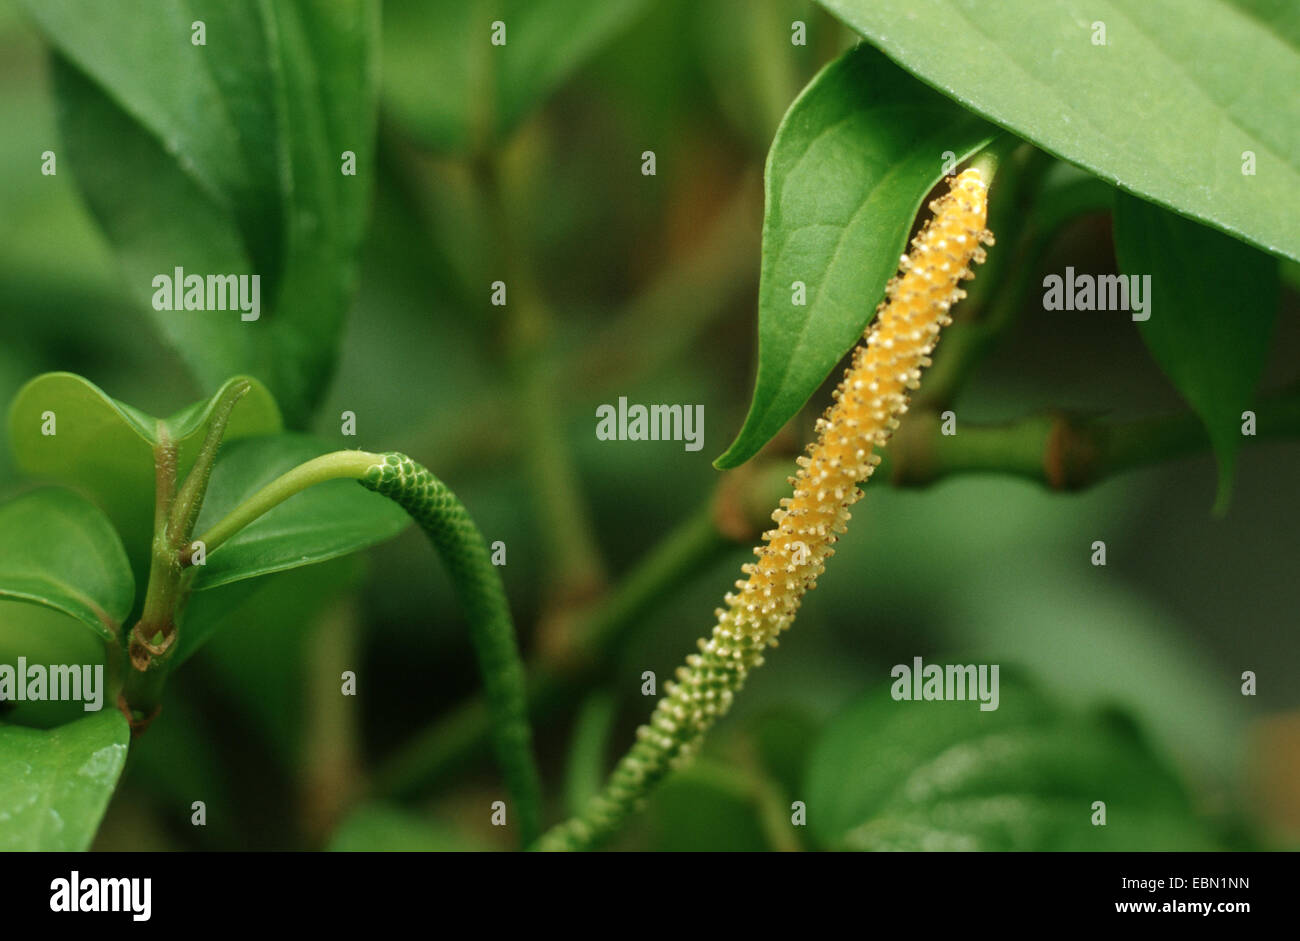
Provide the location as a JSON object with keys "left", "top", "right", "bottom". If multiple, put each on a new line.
{"left": 536, "top": 169, "right": 993, "bottom": 851}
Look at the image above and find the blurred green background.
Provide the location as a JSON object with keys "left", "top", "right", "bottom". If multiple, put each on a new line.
{"left": 0, "top": 0, "right": 1297, "bottom": 851}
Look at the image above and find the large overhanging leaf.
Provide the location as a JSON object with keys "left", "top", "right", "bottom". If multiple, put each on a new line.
{"left": 818, "top": 0, "right": 1300, "bottom": 262}
{"left": 21, "top": 0, "right": 379, "bottom": 425}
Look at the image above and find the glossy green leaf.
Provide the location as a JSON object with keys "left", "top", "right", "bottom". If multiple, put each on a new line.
{"left": 806, "top": 674, "right": 1215, "bottom": 850}
{"left": 190, "top": 434, "right": 410, "bottom": 591}
{"left": 0, "top": 710, "right": 129, "bottom": 850}
{"left": 0, "top": 489, "right": 133, "bottom": 641}
{"left": 819, "top": 0, "right": 1300, "bottom": 262}
{"left": 22, "top": 0, "right": 379, "bottom": 425}
{"left": 8, "top": 373, "right": 280, "bottom": 564}
{"left": 1113, "top": 193, "right": 1278, "bottom": 511}
{"left": 716, "top": 45, "right": 994, "bottom": 468}
{"left": 383, "top": 0, "right": 648, "bottom": 152}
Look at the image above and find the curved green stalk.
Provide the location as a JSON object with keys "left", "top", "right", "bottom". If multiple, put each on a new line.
{"left": 194, "top": 450, "right": 385, "bottom": 556}
{"left": 194, "top": 450, "right": 544, "bottom": 845}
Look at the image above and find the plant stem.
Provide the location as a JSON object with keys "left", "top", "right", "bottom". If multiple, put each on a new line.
{"left": 192, "top": 450, "right": 384, "bottom": 556}
{"left": 890, "top": 384, "right": 1300, "bottom": 490}
{"left": 124, "top": 381, "right": 257, "bottom": 728}
{"left": 168, "top": 380, "right": 250, "bottom": 554}
{"left": 563, "top": 692, "right": 618, "bottom": 817}
{"left": 120, "top": 430, "right": 178, "bottom": 731}
{"left": 137, "top": 429, "right": 179, "bottom": 637}
{"left": 193, "top": 448, "right": 545, "bottom": 844}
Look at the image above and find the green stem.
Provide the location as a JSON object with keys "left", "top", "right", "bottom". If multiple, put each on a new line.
{"left": 563, "top": 692, "right": 618, "bottom": 817}
{"left": 169, "top": 380, "right": 250, "bottom": 553}
{"left": 120, "top": 430, "right": 178, "bottom": 730}
{"left": 193, "top": 450, "right": 384, "bottom": 556}
{"left": 124, "top": 381, "right": 256, "bottom": 729}
{"left": 889, "top": 383, "right": 1300, "bottom": 488}
{"left": 576, "top": 508, "right": 733, "bottom": 654}
{"left": 195, "top": 449, "right": 545, "bottom": 845}
{"left": 137, "top": 430, "right": 179, "bottom": 634}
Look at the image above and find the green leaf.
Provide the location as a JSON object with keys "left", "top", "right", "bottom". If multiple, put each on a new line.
{"left": 715, "top": 45, "right": 994, "bottom": 468}
{"left": 0, "top": 489, "right": 133, "bottom": 640}
{"left": 806, "top": 673, "right": 1215, "bottom": 850}
{"left": 190, "top": 434, "right": 410, "bottom": 591}
{"left": 383, "top": 0, "right": 648, "bottom": 152}
{"left": 1113, "top": 193, "right": 1279, "bottom": 511}
{"left": 818, "top": 0, "right": 1300, "bottom": 262}
{"left": 0, "top": 710, "right": 129, "bottom": 850}
{"left": 8, "top": 373, "right": 280, "bottom": 566}
{"left": 23, "top": 0, "right": 379, "bottom": 425}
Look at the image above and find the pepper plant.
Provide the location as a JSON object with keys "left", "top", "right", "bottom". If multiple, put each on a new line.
{"left": 1, "top": 0, "right": 1297, "bottom": 852}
